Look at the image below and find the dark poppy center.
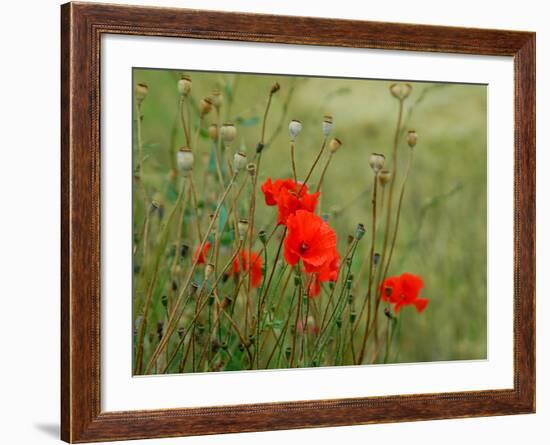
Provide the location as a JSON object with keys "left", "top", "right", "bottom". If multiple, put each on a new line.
{"left": 299, "top": 242, "right": 309, "bottom": 254}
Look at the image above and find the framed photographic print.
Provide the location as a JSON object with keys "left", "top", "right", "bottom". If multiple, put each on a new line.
{"left": 61, "top": 2, "right": 535, "bottom": 442}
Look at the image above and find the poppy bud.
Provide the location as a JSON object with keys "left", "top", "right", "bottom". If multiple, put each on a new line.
{"left": 288, "top": 119, "right": 303, "bottom": 141}
{"left": 135, "top": 82, "right": 149, "bottom": 103}
{"left": 322, "top": 114, "right": 333, "bottom": 137}
{"left": 177, "top": 327, "right": 185, "bottom": 339}
{"left": 329, "top": 137, "right": 342, "bottom": 153}
{"left": 270, "top": 82, "right": 281, "bottom": 94}
{"left": 379, "top": 169, "right": 392, "bottom": 186}
{"left": 384, "top": 308, "right": 393, "bottom": 319}
{"left": 176, "top": 147, "right": 194, "bottom": 176}
{"left": 349, "top": 310, "right": 357, "bottom": 324}
{"left": 222, "top": 296, "right": 232, "bottom": 309}
{"left": 390, "top": 83, "right": 412, "bottom": 100}
{"left": 256, "top": 142, "right": 264, "bottom": 154}
{"left": 177, "top": 75, "right": 192, "bottom": 96}
{"left": 157, "top": 321, "right": 164, "bottom": 341}
{"left": 208, "top": 295, "right": 215, "bottom": 306}
{"left": 208, "top": 124, "right": 218, "bottom": 142}
{"left": 199, "top": 97, "right": 213, "bottom": 117}
{"left": 335, "top": 317, "right": 342, "bottom": 329}
{"left": 161, "top": 295, "right": 168, "bottom": 308}
{"left": 205, "top": 263, "right": 215, "bottom": 281}
{"left": 285, "top": 346, "right": 292, "bottom": 360}
{"left": 238, "top": 219, "right": 249, "bottom": 240}
{"left": 233, "top": 152, "right": 247, "bottom": 173}
{"left": 373, "top": 253, "right": 380, "bottom": 266}
{"left": 407, "top": 130, "right": 417, "bottom": 148}
{"left": 258, "top": 230, "right": 267, "bottom": 245}
{"left": 355, "top": 223, "right": 366, "bottom": 240}
{"left": 221, "top": 123, "right": 237, "bottom": 146}
{"left": 369, "top": 153, "right": 385, "bottom": 173}
{"left": 246, "top": 162, "right": 256, "bottom": 177}
{"left": 189, "top": 281, "right": 199, "bottom": 297}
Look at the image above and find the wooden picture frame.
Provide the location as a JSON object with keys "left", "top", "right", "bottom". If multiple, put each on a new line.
{"left": 61, "top": 2, "right": 535, "bottom": 442}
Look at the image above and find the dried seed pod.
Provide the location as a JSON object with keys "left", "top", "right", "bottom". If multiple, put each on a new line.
{"left": 407, "top": 130, "right": 418, "bottom": 148}
{"left": 369, "top": 153, "right": 385, "bottom": 173}
{"left": 207, "top": 124, "right": 218, "bottom": 142}
{"left": 379, "top": 169, "right": 392, "bottom": 186}
{"left": 135, "top": 83, "right": 149, "bottom": 103}
{"left": 389, "top": 83, "right": 412, "bottom": 100}
{"left": 233, "top": 152, "right": 247, "bottom": 173}
{"left": 199, "top": 97, "right": 213, "bottom": 117}
{"left": 221, "top": 123, "right": 237, "bottom": 146}
{"left": 176, "top": 147, "right": 194, "bottom": 176}
{"left": 210, "top": 89, "right": 223, "bottom": 108}
{"left": 177, "top": 74, "right": 192, "bottom": 96}
{"left": 246, "top": 162, "right": 256, "bottom": 177}
{"left": 288, "top": 119, "right": 303, "bottom": 141}
{"left": 322, "top": 114, "right": 333, "bottom": 137}
{"left": 329, "top": 137, "right": 342, "bottom": 153}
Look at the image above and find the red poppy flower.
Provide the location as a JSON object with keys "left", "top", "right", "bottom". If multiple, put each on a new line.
{"left": 193, "top": 241, "right": 211, "bottom": 264}
{"left": 381, "top": 272, "right": 429, "bottom": 314}
{"left": 261, "top": 177, "right": 319, "bottom": 225}
{"left": 284, "top": 210, "right": 339, "bottom": 280}
{"left": 229, "top": 250, "right": 264, "bottom": 289}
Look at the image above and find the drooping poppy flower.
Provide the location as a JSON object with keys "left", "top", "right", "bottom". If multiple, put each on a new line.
{"left": 229, "top": 250, "right": 264, "bottom": 289}
{"left": 261, "top": 177, "right": 319, "bottom": 225}
{"left": 380, "top": 272, "right": 429, "bottom": 314}
{"left": 193, "top": 241, "right": 211, "bottom": 264}
{"left": 284, "top": 210, "right": 339, "bottom": 279}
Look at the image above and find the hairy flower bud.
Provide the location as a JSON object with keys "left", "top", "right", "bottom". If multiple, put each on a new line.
{"left": 288, "top": 119, "right": 303, "bottom": 141}
{"left": 221, "top": 123, "right": 237, "bottom": 146}
{"left": 322, "top": 114, "right": 333, "bottom": 137}
{"left": 176, "top": 147, "right": 194, "bottom": 176}
{"left": 270, "top": 82, "right": 281, "bottom": 94}
{"left": 177, "top": 74, "right": 192, "bottom": 96}
{"left": 407, "top": 130, "right": 418, "bottom": 148}
{"left": 233, "top": 152, "right": 247, "bottom": 173}
{"left": 369, "top": 153, "right": 385, "bottom": 173}
{"left": 329, "top": 137, "right": 342, "bottom": 153}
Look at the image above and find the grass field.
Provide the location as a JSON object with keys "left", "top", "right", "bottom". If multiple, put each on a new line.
{"left": 132, "top": 68, "right": 487, "bottom": 374}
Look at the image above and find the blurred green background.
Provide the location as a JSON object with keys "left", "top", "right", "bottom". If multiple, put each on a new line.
{"left": 134, "top": 68, "right": 487, "bottom": 363}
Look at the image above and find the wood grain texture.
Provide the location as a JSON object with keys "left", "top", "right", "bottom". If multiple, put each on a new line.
{"left": 60, "top": 2, "right": 536, "bottom": 442}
